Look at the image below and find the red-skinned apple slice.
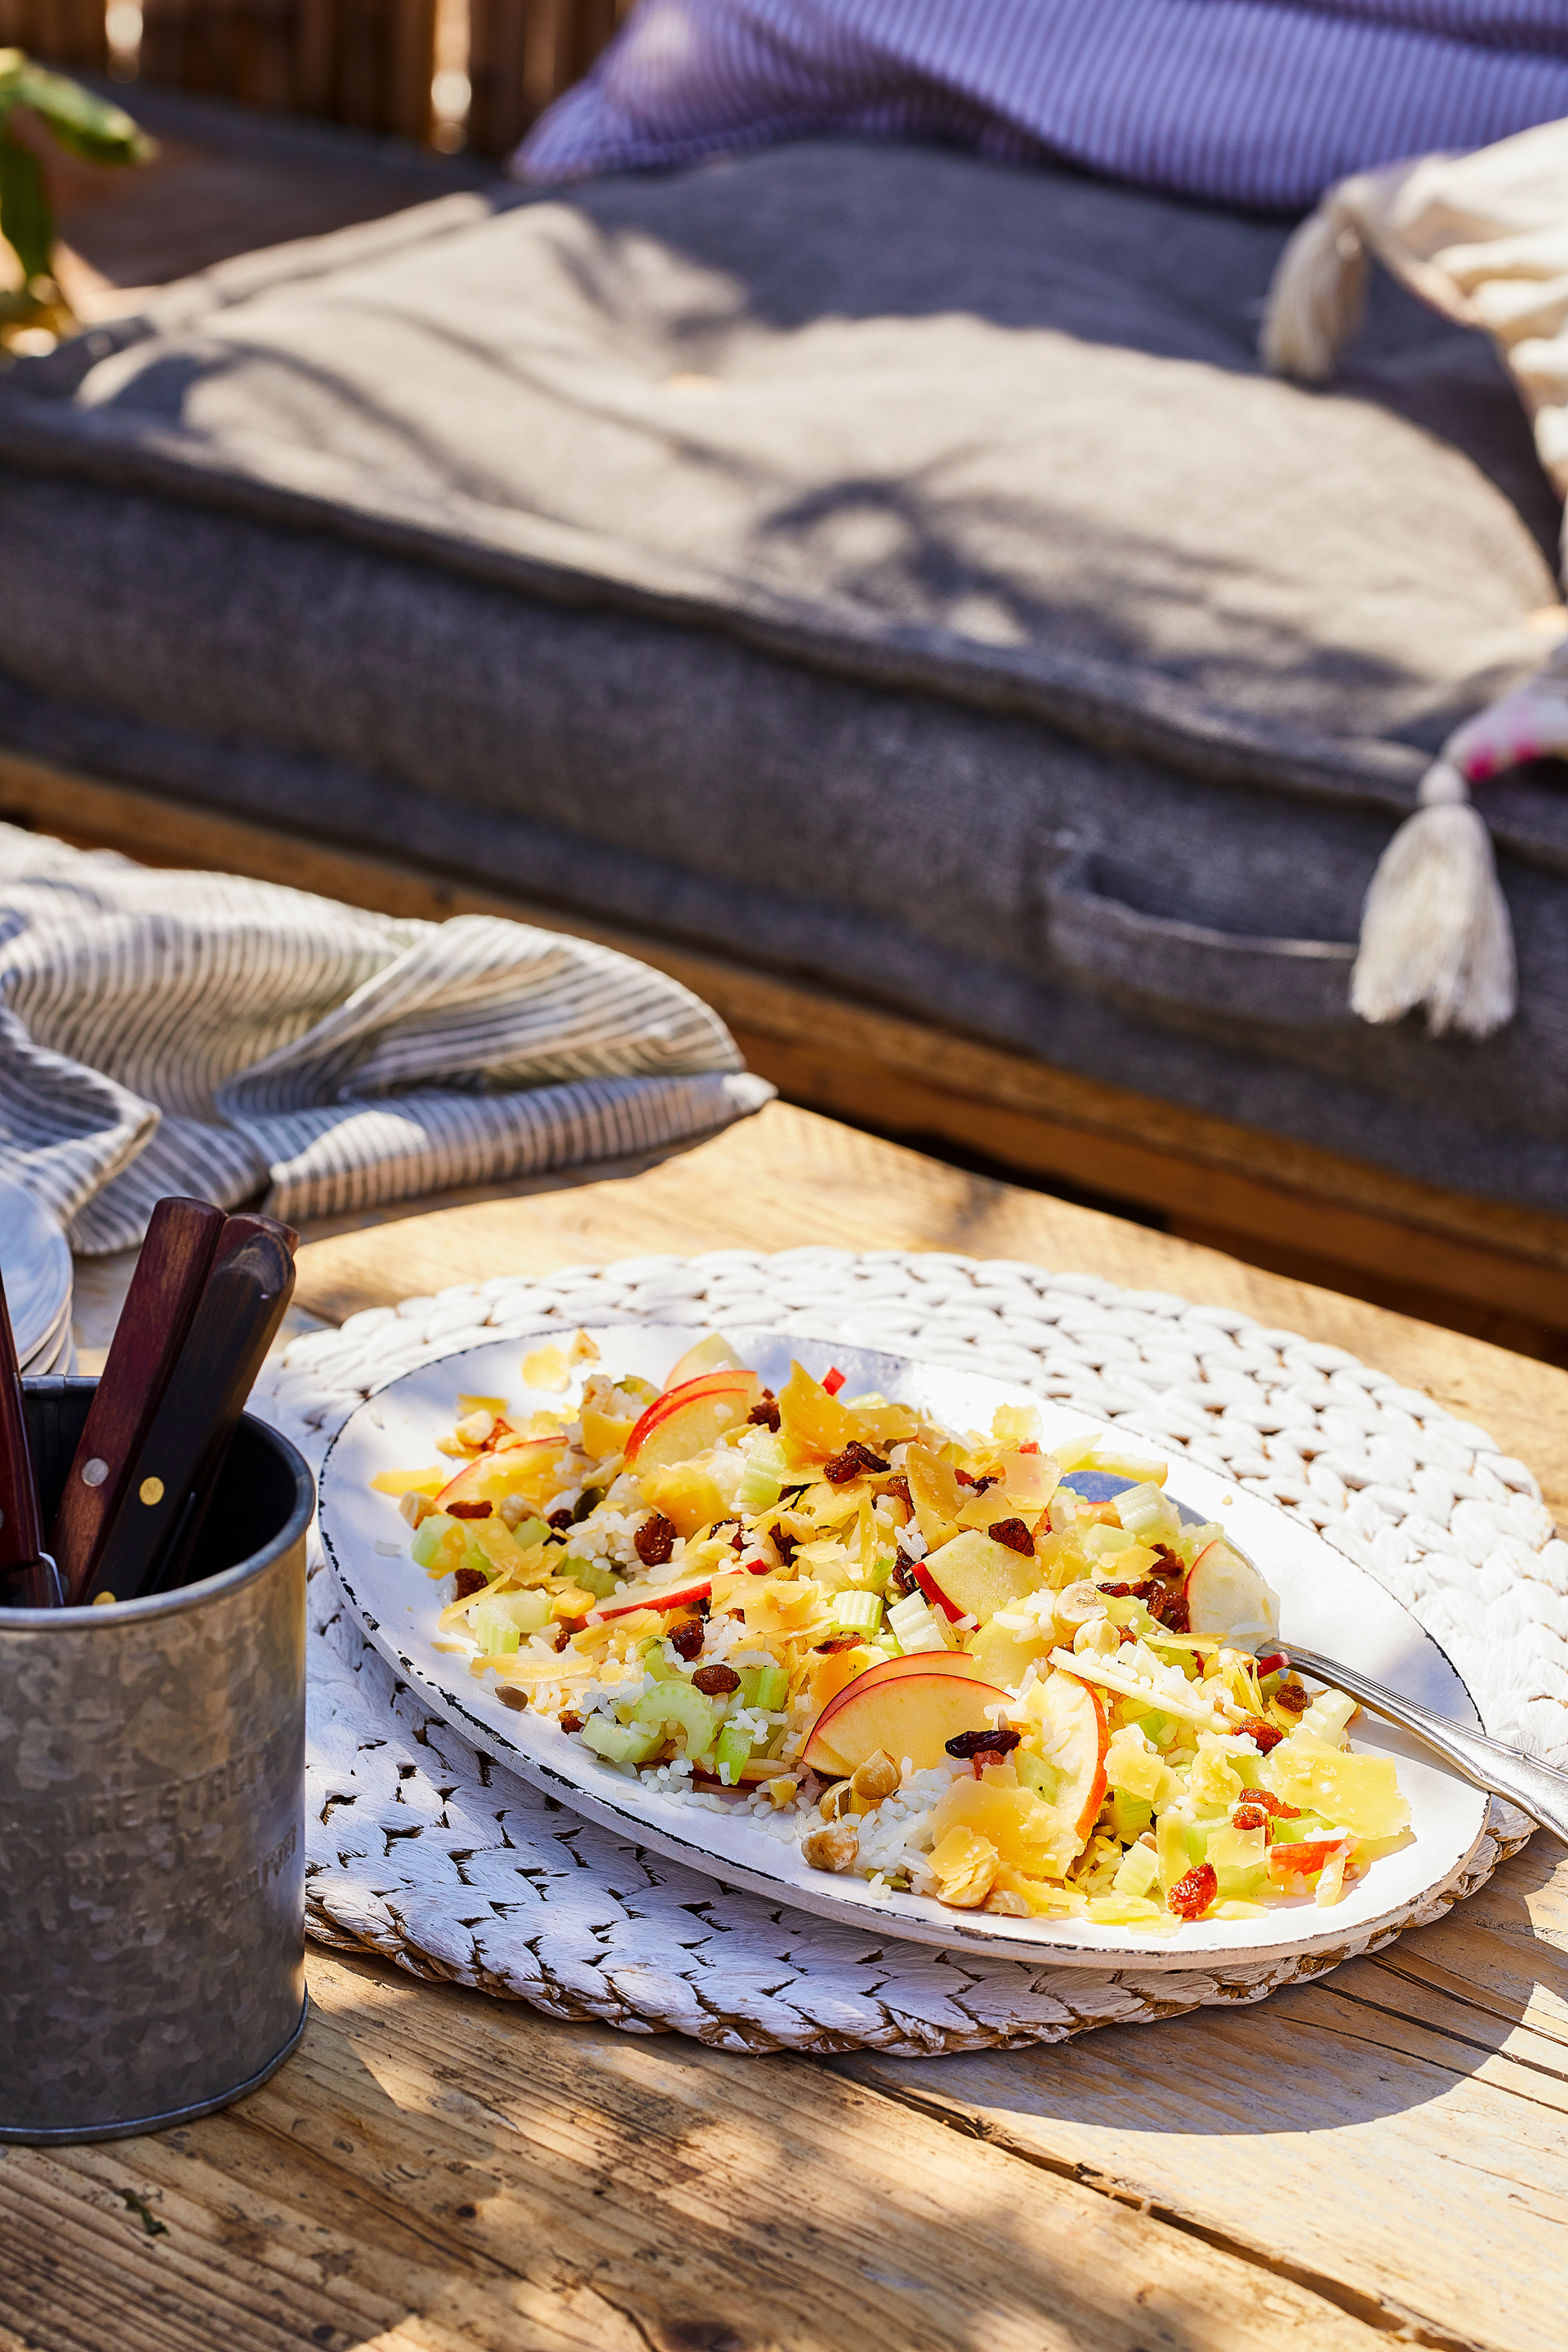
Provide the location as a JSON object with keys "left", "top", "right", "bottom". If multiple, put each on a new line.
{"left": 1032, "top": 1668, "right": 1110, "bottom": 1848}
{"left": 1183, "top": 1536, "right": 1281, "bottom": 1645}
{"left": 803, "top": 1666, "right": 1007, "bottom": 1776}
{"left": 589, "top": 1574, "right": 714, "bottom": 1623}
{"left": 662, "top": 1334, "right": 747, "bottom": 1391}
{"left": 808, "top": 1647, "right": 978, "bottom": 1743}
{"left": 435, "top": 1436, "right": 567, "bottom": 1512}
{"left": 1268, "top": 1835, "right": 1355, "bottom": 1884}
{"left": 920, "top": 1528, "right": 1042, "bottom": 1625}
{"left": 624, "top": 1370, "right": 761, "bottom": 1471}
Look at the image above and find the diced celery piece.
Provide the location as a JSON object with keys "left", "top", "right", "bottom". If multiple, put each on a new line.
{"left": 754, "top": 1664, "right": 789, "bottom": 1712}
{"left": 633, "top": 1678, "right": 720, "bottom": 1756}
{"left": 411, "top": 1512, "right": 463, "bottom": 1572}
{"left": 1112, "top": 1841, "right": 1160, "bottom": 1899}
{"left": 1109, "top": 1790, "right": 1153, "bottom": 1846}
{"left": 1214, "top": 1864, "right": 1267, "bottom": 1902}
{"left": 474, "top": 1588, "right": 551, "bottom": 1636}
{"left": 1294, "top": 1689, "right": 1357, "bottom": 1748}
{"left": 1082, "top": 1522, "right": 1138, "bottom": 1561}
{"left": 461, "top": 1540, "right": 498, "bottom": 1588}
{"left": 834, "top": 1590, "right": 884, "bottom": 1637}
{"left": 511, "top": 1516, "right": 549, "bottom": 1551}
{"left": 580, "top": 1714, "right": 662, "bottom": 1766}
{"left": 1269, "top": 1813, "right": 1334, "bottom": 1846}
{"left": 1185, "top": 1820, "right": 1214, "bottom": 1868}
{"left": 1015, "top": 1751, "right": 1062, "bottom": 1806}
{"left": 1115, "top": 1481, "right": 1176, "bottom": 1542}
{"left": 712, "top": 1724, "right": 753, "bottom": 1784}
{"left": 737, "top": 1452, "right": 784, "bottom": 1514}
{"left": 470, "top": 1601, "right": 520, "bottom": 1655}
{"left": 741, "top": 1662, "right": 791, "bottom": 1711}
{"left": 886, "top": 1591, "right": 947, "bottom": 1655}
{"left": 639, "top": 1637, "right": 679, "bottom": 1682}
{"left": 559, "top": 1554, "right": 617, "bottom": 1600}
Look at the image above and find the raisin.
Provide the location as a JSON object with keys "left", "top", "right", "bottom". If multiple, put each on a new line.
{"left": 452, "top": 1566, "right": 488, "bottom": 1600}
{"left": 547, "top": 1508, "right": 575, "bottom": 1531}
{"left": 954, "top": 1467, "right": 996, "bottom": 1490}
{"left": 551, "top": 1624, "right": 572, "bottom": 1653}
{"left": 559, "top": 1711, "right": 585, "bottom": 1735}
{"left": 889, "top": 1554, "right": 919, "bottom": 1597}
{"left": 1148, "top": 1585, "right": 1190, "bottom": 1633}
{"left": 987, "top": 1517, "right": 1035, "bottom": 1556}
{"left": 635, "top": 1512, "right": 677, "bottom": 1568}
{"left": 1240, "top": 1715, "right": 1285, "bottom": 1753}
{"left": 814, "top": 1634, "right": 862, "bottom": 1653}
{"left": 729, "top": 1525, "right": 746, "bottom": 1552}
{"left": 823, "top": 1441, "right": 890, "bottom": 1485}
{"left": 669, "top": 1619, "right": 705, "bottom": 1661}
{"left": 1167, "top": 1862, "right": 1218, "bottom": 1921}
{"left": 748, "top": 1391, "right": 782, "bottom": 1431}
{"left": 945, "top": 1727, "right": 1021, "bottom": 1762}
{"left": 695, "top": 1595, "right": 711, "bottom": 1619}
{"left": 1232, "top": 1803, "right": 1268, "bottom": 1832}
{"left": 692, "top": 1664, "right": 741, "bottom": 1695}
{"left": 448, "top": 1499, "right": 492, "bottom": 1520}
{"left": 884, "top": 1474, "right": 913, "bottom": 1509}
{"left": 1273, "top": 1680, "right": 1311, "bottom": 1715}
{"left": 498, "top": 1687, "right": 528, "bottom": 1713}
{"left": 771, "top": 1526, "right": 799, "bottom": 1567}
{"left": 1237, "top": 1787, "right": 1300, "bottom": 1820}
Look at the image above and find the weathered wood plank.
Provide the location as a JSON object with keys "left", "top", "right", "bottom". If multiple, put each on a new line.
{"left": 839, "top": 1838, "right": 1568, "bottom": 2352}
{"left": 0, "top": 1949, "right": 1402, "bottom": 2352}
{"left": 289, "top": 1101, "right": 1568, "bottom": 1527}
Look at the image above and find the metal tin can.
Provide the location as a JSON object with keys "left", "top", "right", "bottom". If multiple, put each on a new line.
{"left": 0, "top": 1379, "right": 314, "bottom": 2142}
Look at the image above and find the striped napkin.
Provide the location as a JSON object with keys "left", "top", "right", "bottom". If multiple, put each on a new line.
{"left": 0, "top": 827, "right": 772, "bottom": 1254}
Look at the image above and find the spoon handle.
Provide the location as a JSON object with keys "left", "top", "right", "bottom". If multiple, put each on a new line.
{"left": 1285, "top": 1644, "right": 1568, "bottom": 1846}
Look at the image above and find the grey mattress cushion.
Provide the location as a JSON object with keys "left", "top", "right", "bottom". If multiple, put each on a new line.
{"left": 1, "top": 139, "right": 1565, "bottom": 1210}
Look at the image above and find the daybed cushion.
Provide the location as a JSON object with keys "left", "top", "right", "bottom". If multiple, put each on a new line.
{"left": 1, "top": 140, "right": 1566, "bottom": 1209}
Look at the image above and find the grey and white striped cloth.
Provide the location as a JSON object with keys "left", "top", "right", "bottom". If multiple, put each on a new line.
{"left": 0, "top": 827, "right": 772, "bottom": 1254}
{"left": 519, "top": 0, "right": 1568, "bottom": 212}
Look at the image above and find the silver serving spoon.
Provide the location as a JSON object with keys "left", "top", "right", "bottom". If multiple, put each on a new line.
{"left": 1281, "top": 1646, "right": 1568, "bottom": 1845}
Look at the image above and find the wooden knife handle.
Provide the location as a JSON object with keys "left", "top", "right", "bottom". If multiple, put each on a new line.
{"left": 0, "top": 1260, "right": 44, "bottom": 1577}
{"left": 82, "top": 1226, "right": 297, "bottom": 1606}
{"left": 53, "top": 1196, "right": 226, "bottom": 1606}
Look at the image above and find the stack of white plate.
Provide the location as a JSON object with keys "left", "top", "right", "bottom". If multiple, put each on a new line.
{"left": 0, "top": 1176, "right": 74, "bottom": 1376}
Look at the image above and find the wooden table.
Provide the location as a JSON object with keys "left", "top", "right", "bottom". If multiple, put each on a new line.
{"left": 8, "top": 1102, "right": 1567, "bottom": 2352}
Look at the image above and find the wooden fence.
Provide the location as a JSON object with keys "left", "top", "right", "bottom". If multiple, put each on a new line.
{"left": 2, "top": 0, "right": 633, "bottom": 153}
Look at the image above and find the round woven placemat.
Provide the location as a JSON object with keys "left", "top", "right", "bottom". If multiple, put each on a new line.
{"left": 256, "top": 1250, "right": 1566, "bottom": 2056}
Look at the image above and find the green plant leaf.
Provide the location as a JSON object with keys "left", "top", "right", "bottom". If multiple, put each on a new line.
{"left": 0, "top": 124, "right": 51, "bottom": 283}
{"left": 9, "top": 64, "right": 153, "bottom": 166}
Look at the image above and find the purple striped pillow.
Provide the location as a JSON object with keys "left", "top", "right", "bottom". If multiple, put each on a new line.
{"left": 518, "top": 0, "right": 1568, "bottom": 210}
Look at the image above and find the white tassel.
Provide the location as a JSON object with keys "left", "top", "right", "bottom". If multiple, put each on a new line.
{"left": 1350, "top": 760, "right": 1516, "bottom": 1038}
{"left": 1259, "top": 198, "right": 1370, "bottom": 383}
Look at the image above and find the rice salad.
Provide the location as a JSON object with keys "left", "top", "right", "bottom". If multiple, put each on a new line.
{"left": 373, "top": 1332, "right": 1412, "bottom": 1931}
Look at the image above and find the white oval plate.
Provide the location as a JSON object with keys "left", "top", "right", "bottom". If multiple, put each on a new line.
{"left": 318, "top": 1325, "right": 1490, "bottom": 1969}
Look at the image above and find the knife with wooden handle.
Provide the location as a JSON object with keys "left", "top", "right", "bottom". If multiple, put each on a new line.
{"left": 82, "top": 1217, "right": 298, "bottom": 1607}
{"left": 0, "top": 1260, "right": 60, "bottom": 1610}
{"left": 52, "top": 1196, "right": 227, "bottom": 1606}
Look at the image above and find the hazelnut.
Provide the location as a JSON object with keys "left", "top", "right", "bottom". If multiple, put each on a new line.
{"left": 849, "top": 1748, "right": 901, "bottom": 1804}
{"left": 399, "top": 1490, "right": 435, "bottom": 1529}
{"left": 801, "top": 1824, "right": 860, "bottom": 1873}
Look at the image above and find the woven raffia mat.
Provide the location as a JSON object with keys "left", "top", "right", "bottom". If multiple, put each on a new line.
{"left": 254, "top": 1250, "right": 1567, "bottom": 2056}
